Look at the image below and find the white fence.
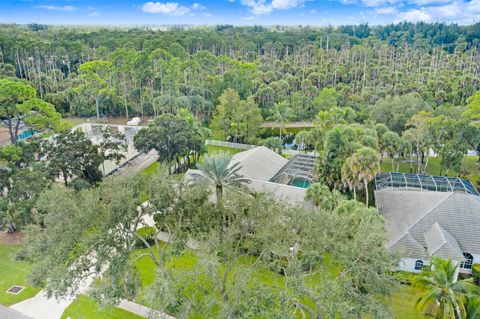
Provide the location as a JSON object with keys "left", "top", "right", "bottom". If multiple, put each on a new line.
{"left": 205, "top": 139, "right": 256, "bottom": 150}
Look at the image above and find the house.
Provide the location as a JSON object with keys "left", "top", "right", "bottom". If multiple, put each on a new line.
{"left": 185, "top": 146, "right": 317, "bottom": 204}
{"left": 374, "top": 172, "right": 480, "bottom": 276}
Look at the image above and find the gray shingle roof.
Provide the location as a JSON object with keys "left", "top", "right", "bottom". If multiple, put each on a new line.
{"left": 229, "top": 146, "right": 288, "bottom": 181}
{"left": 184, "top": 147, "right": 308, "bottom": 205}
{"left": 249, "top": 179, "right": 306, "bottom": 203}
{"left": 424, "top": 223, "right": 464, "bottom": 260}
{"left": 375, "top": 189, "right": 480, "bottom": 261}
{"left": 388, "top": 232, "right": 428, "bottom": 259}
{"left": 183, "top": 169, "right": 306, "bottom": 204}
{"left": 374, "top": 190, "right": 450, "bottom": 246}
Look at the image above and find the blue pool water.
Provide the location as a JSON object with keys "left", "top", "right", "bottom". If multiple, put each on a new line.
{"left": 289, "top": 178, "right": 311, "bottom": 188}
{"left": 17, "top": 130, "right": 37, "bottom": 140}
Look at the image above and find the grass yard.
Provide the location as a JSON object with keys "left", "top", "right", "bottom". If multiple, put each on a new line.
{"left": 62, "top": 117, "right": 87, "bottom": 127}
{"left": 131, "top": 247, "right": 422, "bottom": 319}
{"left": 141, "top": 144, "right": 245, "bottom": 178}
{"left": 61, "top": 295, "right": 145, "bottom": 319}
{"left": 386, "top": 285, "right": 423, "bottom": 319}
{"left": 131, "top": 247, "right": 288, "bottom": 316}
{"left": 381, "top": 156, "right": 480, "bottom": 185}
{"left": 0, "top": 244, "right": 41, "bottom": 306}
{"left": 142, "top": 161, "right": 161, "bottom": 177}
{"left": 131, "top": 248, "right": 421, "bottom": 318}
{"left": 205, "top": 144, "right": 244, "bottom": 155}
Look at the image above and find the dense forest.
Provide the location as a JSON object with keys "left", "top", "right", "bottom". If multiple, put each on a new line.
{"left": 0, "top": 22, "right": 479, "bottom": 121}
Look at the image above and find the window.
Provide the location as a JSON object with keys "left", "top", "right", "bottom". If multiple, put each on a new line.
{"left": 460, "top": 253, "right": 474, "bottom": 269}
{"left": 414, "top": 260, "right": 424, "bottom": 271}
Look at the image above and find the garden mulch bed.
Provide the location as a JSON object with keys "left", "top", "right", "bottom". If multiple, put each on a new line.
{"left": 0, "top": 232, "right": 25, "bottom": 245}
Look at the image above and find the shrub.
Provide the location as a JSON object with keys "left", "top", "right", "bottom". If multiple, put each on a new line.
{"left": 134, "top": 226, "right": 157, "bottom": 248}
{"left": 472, "top": 263, "right": 480, "bottom": 285}
{"left": 393, "top": 271, "right": 418, "bottom": 285}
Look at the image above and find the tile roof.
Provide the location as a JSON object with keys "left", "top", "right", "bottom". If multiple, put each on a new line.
{"left": 424, "top": 223, "right": 464, "bottom": 260}
{"left": 229, "top": 146, "right": 288, "bottom": 181}
{"left": 375, "top": 189, "right": 480, "bottom": 261}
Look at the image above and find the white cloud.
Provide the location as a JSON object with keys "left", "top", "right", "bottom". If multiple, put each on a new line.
{"left": 394, "top": 1, "right": 478, "bottom": 23}
{"left": 339, "top": 0, "right": 401, "bottom": 7}
{"left": 88, "top": 11, "right": 100, "bottom": 16}
{"left": 191, "top": 2, "right": 205, "bottom": 9}
{"left": 395, "top": 8, "right": 431, "bottom": 21}
{"left": 337, "top": 0, "right": 480, "bottom": 25}
{"left": 374, "top": 6, "right": 397, "bottom": 13}
{"left": 240, "top": 0, "right": 306, "bottom": 15}
{"left": 141, "top": 2, "right": 190, "bottom": 15}
{"left": 466, "top": 0, "right": 480, "bottom": 14}
{"left": 310, "top": 9, "right": 316, "bottom": 13}
{"left": 409, "top": 0, "right": 451, "bottom": 5}
{"left": 431, "top": 2, "right": 461, "bottom": 17}
{"left": 241, "top": 0, "right": 272, "bottom": 14}
{"left": 271, "top": 0, "right": 305, "bottom": 9}
{"left": 36, "top": 5, "right": 76, "bottom": 11}
{"left": 204, "top": 12, "right": 213, "bottom": 16}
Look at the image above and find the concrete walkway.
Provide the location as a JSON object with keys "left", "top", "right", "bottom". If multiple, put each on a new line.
{"left": 10, "top": 271, "right": 95, "bottom": 319}
{"left": 0, "top": 305, "right": 33, "bottom": 319}
{"left": 11, "top": 291, "right": 76, "bottom": 319}
{"left": 118, "top": 300, "right": 175, "bottom": 319}
{"left": 10, "top": 281, "right": 173, "bottom": 319}
{"left": 113, "top": 149, "right": 158, "bottom": 177}
{"left": 9, "top": 209, "right": 176, "bottom": 319}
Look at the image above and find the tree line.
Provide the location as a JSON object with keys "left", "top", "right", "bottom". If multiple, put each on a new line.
{"left": 0, "top": 23, "right": 479, "bottom": 122}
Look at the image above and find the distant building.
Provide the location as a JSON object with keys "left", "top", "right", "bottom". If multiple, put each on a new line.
{"left": 73, "top": 123, "right": 143, "bottom": 176}
{"left": 374, "top": 172, "right": 480, "bottom": 276}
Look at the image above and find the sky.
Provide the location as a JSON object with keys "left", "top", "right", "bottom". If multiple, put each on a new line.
{"left": 0, "top": 0, "right": 479, "bottom": 26}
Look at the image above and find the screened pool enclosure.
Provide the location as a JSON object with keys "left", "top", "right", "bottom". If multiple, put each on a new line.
{"left": 375, "top": 172, "right": 479, "bottom": 196}
{"left": 270, "top": 154, "right": 317, "bottom": 189}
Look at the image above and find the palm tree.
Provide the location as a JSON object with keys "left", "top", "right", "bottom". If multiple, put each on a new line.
{"left": 413, "top": 257, "right": 474, "bottom": 319}
{"left": 306, "top": 183, "right": 344, "bottom": 211}
{"left": 349, "top": 147, "right": 380, "bottom": 207}
{"left": 196, "top": 152, "right": 249, "bottom": 228}
{"left": 269, "top": 101, "right": 293, "bottom": 140}
{"left": 341, "top": 157, "right": 362, "bottom": 201}
{"left": 381, "top": 131, "right": 401, "bottom": 171}
{"left": 465, "top": 295, "right": 480, "bottom": 319}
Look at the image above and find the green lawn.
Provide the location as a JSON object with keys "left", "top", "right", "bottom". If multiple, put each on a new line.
{"left": 381, "top": 156, "right": 480, "bottom": 185}
{"left": 142, "top": 161, "right": 161, "bottom": 177}
{"left": 386, "top": 285, "right": 423, "bottom": 319}
{"left": 130, "top": 247, "right": 420, "bottom": 318}
{"left": 205, "top": 144, "right": 244, "bottom": 155}
{"left": 131, "top": 247, "right": 287, "bottom": 316}
{"left": 141, "top": 144, "right": 245, "bottom": 178}
{"left": 61, "top": 295, "right": 145, "bottom": 319}
{"left": 0, "top": 244, "right": 41, "bottom": 306}
{"left": 62, "top": 117, "right": 87, "bottom": 127}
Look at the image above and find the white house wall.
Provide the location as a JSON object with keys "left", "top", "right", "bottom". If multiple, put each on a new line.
{"left": 458, "top": 252, "right": 480, "bottom": 275}
{"left": 398, "top": 253, "right": 480, "bottom": 274}
{"left": 397, "top": 258, "right": 427, "bottom": 273}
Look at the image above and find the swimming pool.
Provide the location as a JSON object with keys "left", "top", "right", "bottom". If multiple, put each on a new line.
{"left": 17, "top": 130, "right": 37, "bottom": 140}
{"left": 288, "top": 177, "right": 311, "bottom": 188}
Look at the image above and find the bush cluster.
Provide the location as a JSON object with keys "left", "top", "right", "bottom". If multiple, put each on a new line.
{"left": 134, "top": 226, "right": 157, "bottom": 248}
{"left": 472, "top": 263, "right": 480, "bottom": 285}
{"left": 393, "top": 271, "right": 419, "bottom": 285}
